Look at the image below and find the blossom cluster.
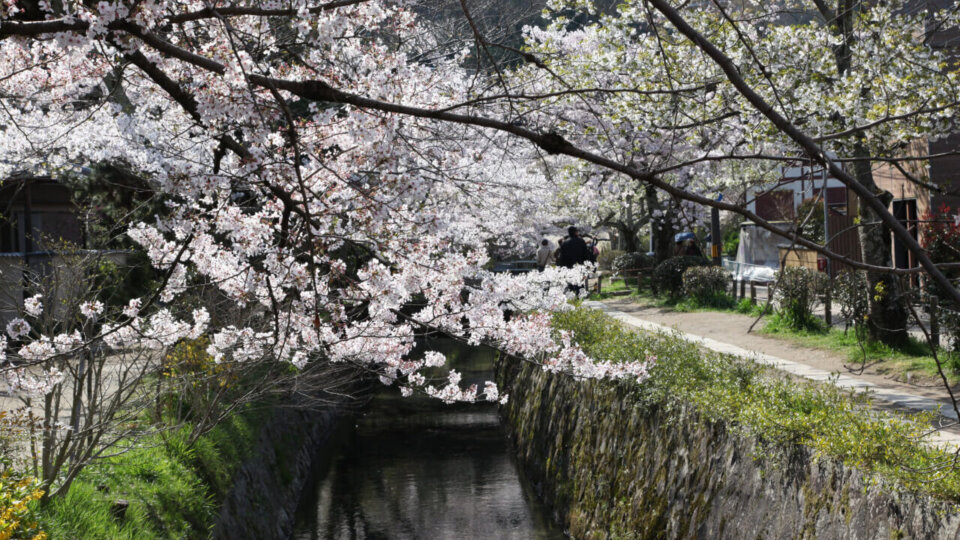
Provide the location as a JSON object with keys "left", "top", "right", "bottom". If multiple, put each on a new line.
{"left": 0, "top": 0, "right": 641, "bottom": 402}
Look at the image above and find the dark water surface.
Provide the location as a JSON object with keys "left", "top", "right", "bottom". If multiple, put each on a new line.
{"left": 292, "top": 341, "right": 565, "bottom": 540}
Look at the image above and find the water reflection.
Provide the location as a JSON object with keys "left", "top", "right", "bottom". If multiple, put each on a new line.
{"left": 292, "top": 341, "right": 564, "bottom": 540}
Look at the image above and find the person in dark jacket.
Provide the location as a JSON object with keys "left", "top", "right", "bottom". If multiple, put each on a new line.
{"left": 557, "top": 226, "right": 595, "bottom": 294}
{"left": 557, "top": 226, "right": 594, "bottom": 268}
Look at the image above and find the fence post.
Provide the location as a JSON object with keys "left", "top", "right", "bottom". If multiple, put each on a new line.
{"left": 731, "top": 277, "right": 737, "bottom": 300}
{"left": 931, "top": 297, "right": 940, "bottom": 351}
{"left": 596, "top": 273, "right": 602, "bottom": 294}
{"left": 824, "top": 288, "right": 832, "bottom": 326}
{"left": 750, "top": 282, "right": 757, "bottom": 304}
{"left": 740, "top": 279, "right": 746, "bottom": 301}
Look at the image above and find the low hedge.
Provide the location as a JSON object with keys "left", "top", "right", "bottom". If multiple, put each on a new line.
{"left": 552, "top": 307, "right": 960, "bottom": 501}
{"left": 653, "top": 256, "right": 709, "bottom": 297}
{"left": 682, "top": 266, "right": 728, "bottom": 301}
{"left": 611, "top": 252, "right": 654, "bottom": 278}
{"left": 774, "top": 266, "right": 829, "bottom": 331}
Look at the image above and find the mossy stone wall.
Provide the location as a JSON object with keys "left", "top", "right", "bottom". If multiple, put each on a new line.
{"left": 498, "top": 360, "right": 960, "bottom": 539}
{"left": 214, "top": 403, "right": 340, "bottom": 540}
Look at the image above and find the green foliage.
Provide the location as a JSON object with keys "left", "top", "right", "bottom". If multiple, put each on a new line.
{"left": 759, "top": 317, "right": 957, "bottom": 383}
{"left": 161, "top": 337, "right": 238, "bottom": 424}
{"left": 587, "top": 278, "right": 637, "bottom": 301}
{"left": 796, "top": 198, "right": 825, "bottom": 244}
{"left": 833, "top": 270, "right": 870, "bottom": 354}
{"left": 0, "top": 459, "right": 47, "bottom": 540}
{"left": 39, "top": 406, "right": 268, "bottom": 540}
{"left": 596, "top": 249, "right": 624, "bottom": 271}
{"left": 611, "top": 252, "right": 654, "bottom": 277}
{"left": 774, "top": 266, "right": 829, "bottom": 331}
{"left": 681, "top": 266, "right": 728, "bottom": 302}
{"left": 722, "top": 226, "right": 740, "bottom": 257}
{"left": 552, "top": 308, "right": 960, "bottom": 501}
{"left": 674, "top": 292, "right": 736, "bottom": 311}
{"left": 833, "top": 271, "right": 869, "bottom": 326}
{"left": 652, "top": 256, "right": 709, "bottom": 297}
{"left": 41, "top": 440, "right": 214, "bottom": 540}
{"left": 735, "top": 298, "right": 765, "bottom": 316}
{"left": 764, "top": 311, "right": 828, "bottom": 334}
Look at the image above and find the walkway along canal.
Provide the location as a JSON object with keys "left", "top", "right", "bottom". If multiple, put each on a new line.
{"left": 291, "top": 338, "right": 564, "bottom": 539}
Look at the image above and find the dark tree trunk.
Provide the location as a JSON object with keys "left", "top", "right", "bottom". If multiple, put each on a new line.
{"left": 851, "top": 149, "right": 909, "bottom": 346}
{"left": 830, "top": 0, "right": 908, "bottom": 346}
{"left": 645, "top": 187, "right": 673, "bottom": 264}
{"left": 614, "top": 221, "right": 641, "bottom": 253}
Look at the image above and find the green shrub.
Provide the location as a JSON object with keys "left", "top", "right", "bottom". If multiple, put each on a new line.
{"left": 652, "top": 256, "right": 709, "bottom": 297}
{"left": 774, "top": 266, "right": 829, "bottom": 331}
{"left": 611, "top": 252, "right": 654, "bottom": 278}
{"left": 682, "top": 266, "right": 729, "bottom": 301}
{"left": 735, "top": 298, "right": 763, "bottom": 316}
{"left": 833, "top": 270, "right": 869, "bottom": 339}
{"left": 796, "top": 198, "right": 825, "bottom": 244}
{"left": 722, "top": 226, "right": 740, "bottom": 257}
{"left": 939, "top": 305, "right": 960, "bottom": 372}
{"left": 675, "top": 292, "right": 736, "bottom": 311}
{"left": 596, "top": 250, "right": 625, "bottom": 271}
{"left": 0, "top": 460, "right": 46, "bottom": 540}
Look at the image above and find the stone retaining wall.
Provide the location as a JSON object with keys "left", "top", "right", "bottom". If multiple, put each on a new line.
{"left": 213, "top": 402, "right": 341, "bottom": 540}
{"left": 498, "top": 360, "right": 960, "bottom": 539}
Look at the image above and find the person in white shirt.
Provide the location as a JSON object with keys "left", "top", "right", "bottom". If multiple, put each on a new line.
{"left": 536, "top": 238, "right": 554, "bottom": 271}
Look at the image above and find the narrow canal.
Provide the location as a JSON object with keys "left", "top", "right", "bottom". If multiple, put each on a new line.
{"left": 291, "top": 339, "right": 565, "bottom": 539}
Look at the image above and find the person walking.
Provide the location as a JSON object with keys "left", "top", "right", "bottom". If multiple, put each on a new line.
{"left": 536, "top": 238, "right": 554, "bottom": 271}
{"left": 557, "top": 226, "right": 595, "bottom": 294}
{"left": 558, "top": 227, "right": 594, "bottom": 268}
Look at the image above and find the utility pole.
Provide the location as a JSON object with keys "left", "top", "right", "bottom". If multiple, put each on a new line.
{"left": 710, "top": 194, "right": 722, "bottom": 265}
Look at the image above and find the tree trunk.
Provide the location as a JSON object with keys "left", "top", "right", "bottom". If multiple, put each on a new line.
{"left": 851, "top": 150, "right": 909, "bottom": 346}
{"left": 830, "top": 0, "right": 908, "bottom": 346}
{"left": 614, "top": 221, "right": 640, "bottom": 253}
{"left": 645, "top": 187, "right": 673, "bottom": 264}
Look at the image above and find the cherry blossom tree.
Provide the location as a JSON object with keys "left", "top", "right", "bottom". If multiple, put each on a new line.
{"left": 0, "top": 0, "right": 654, "bottom": 495}
{"left": 513, "top": 0, "right": 960, "bottom": 344}
{"left": 2, "top": 0, "right": 960, "bottom": 496}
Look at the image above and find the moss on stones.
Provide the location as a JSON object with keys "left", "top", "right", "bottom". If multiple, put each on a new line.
{"left": 497, "top": 359, "right": 960, "bottom": 538}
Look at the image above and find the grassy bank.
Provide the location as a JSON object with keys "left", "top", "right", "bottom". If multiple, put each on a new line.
{"left": 593, "top": 277, "right": 957, "bottom": 384}
{"left": 37, "top": 405, "right": 269, "bottom": 539}
{"left": 553, "top": 307, "right": 960, "bottom": 501}
{"left": 759, "top": 313, "right": 955, "bottom": 382}
{"left": 588, "top": 275, "right": 641, "bottom": 300}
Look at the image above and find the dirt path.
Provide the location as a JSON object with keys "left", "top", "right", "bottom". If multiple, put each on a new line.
{"left": 602, "top": 298, "right": 960, "bottom": 411}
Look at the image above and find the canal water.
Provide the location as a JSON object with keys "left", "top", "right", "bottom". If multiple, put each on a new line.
{"left": 292, "top": 339, "right": 565, "bottom": 540}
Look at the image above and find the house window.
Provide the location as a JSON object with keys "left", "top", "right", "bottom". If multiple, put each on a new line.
{"left": 756, "top": 190, "right": 796, "bottom": 221}
{"left": 892, "top": 199, "right": 919, "bottom": 270}
{"left": 0, "top": 213, "right": 19, "bottom": 252}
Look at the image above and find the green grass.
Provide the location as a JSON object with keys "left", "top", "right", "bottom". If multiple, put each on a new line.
{"left": 760, "top": 313, "right": 960, "bottom": 384}
{"left": 594, "top": 280, "right": 736, "bottom": 313}
{"left": 39, "top": 405, "right": 270, "bottom": 540}
{"left": 588, "top": 276, "right": 643, "bottom": 300}
{"left": 673, "top": 291, "right": 736, "bottom": 312}
{"left": 601, "top": 284, "right": 958, "bottom": 384}
{"left": 552, "top": 307, "right": 960, "bottom": 502}
{"left": 734, "top": 297, "right": 767, "bottom": 317}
